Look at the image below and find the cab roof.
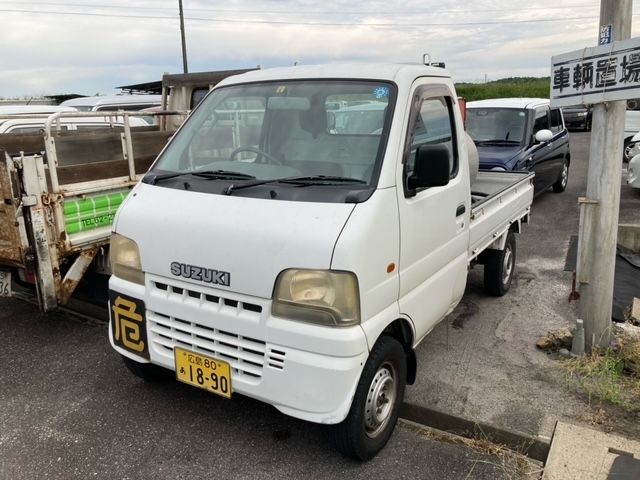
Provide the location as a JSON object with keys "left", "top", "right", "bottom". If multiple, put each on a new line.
{"left": 467, "top": 98, "right": 550, "bottom": 110}
{"left": 60, "top": 94, "right": 162, "bottom": 107}
{"left": 216, "top": 63, "right": 451, "bottom": 87}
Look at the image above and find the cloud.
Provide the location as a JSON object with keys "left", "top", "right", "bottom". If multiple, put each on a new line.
{"left": 0, "top": 0, "right": 636, "bottom": 97}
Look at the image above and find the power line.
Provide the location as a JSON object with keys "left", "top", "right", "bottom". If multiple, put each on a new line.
{"left": 0, "top": 7, "right": 626, "bottom": 27}
{"left": 0, "top": 0, "right": 601, "bottom": 16}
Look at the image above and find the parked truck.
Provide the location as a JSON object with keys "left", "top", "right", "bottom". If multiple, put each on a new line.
{"left": 0, "top": 69, "right": 248, "bottom": 310}
{"left": 0, "top": 110, "right": 186, "bottom": 310}
{"left": 107, "top": 63, "right": 534, "bottom": 459}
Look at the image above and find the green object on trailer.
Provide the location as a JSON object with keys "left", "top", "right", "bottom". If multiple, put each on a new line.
{"left": 64, "top": 190, "right": 129, "bottom": 235}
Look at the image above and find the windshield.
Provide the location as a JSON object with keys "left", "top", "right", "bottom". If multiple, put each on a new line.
{"left": 466, "top": 108, "right": 527, "bottom": 144}
{"left": 149, "top": 80, "right": 395, "bottom": 202}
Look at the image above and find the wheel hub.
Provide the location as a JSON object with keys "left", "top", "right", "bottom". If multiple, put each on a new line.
{"left": 364, "top": 364, "right": 396, "bottom": 438}
{"left": 502, "top": 247, "right": 513, "bottom": 285}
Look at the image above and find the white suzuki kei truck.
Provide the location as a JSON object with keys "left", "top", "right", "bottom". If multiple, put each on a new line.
{"left": 108, "top": 63, "right": 534, "bottom": 460}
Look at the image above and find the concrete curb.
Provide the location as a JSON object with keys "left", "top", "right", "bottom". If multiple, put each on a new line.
{"left": 400, "top": 402, "right": 552, "bottom": 463}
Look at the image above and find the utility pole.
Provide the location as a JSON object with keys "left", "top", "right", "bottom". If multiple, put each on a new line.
{"left": 178, "top": 0, "right": 189, "bottom": 73}
{"left": 578, "top": 0, "right": 632, "bottom": 351}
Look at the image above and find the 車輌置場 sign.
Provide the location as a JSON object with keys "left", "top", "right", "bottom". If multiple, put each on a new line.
{"left": 550, "top": 36, "right": 640, "bottom": 108}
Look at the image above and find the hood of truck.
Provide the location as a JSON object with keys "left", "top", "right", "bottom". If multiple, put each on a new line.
{"left": 114, "top": 182, "right": 356, "bottom": 299}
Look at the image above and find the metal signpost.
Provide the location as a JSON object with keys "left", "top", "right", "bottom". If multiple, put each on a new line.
{"left": 550, "top": 0, "right": 632, "bottom": 351}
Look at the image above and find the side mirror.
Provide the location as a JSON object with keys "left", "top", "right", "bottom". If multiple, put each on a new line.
{"left": 408, "top": 144, "right": 450, "bottom": 191}
{"left": 534, "top": 129, "right": 553, "bottom": 143}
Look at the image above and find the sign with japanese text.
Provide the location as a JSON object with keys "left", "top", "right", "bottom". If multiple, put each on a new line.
{"left": 550, "top": 36, "right": 640, "bottom": 107}
{"left": 599, "top": 25, "right": 613, "bottom": 45}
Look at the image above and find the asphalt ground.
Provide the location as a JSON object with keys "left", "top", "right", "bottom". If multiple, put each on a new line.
{"left": 0, "top": 298, "right": 536, "bottom": 479}
{"left": 406, "top": 132, "right": 640, "bottom": 442}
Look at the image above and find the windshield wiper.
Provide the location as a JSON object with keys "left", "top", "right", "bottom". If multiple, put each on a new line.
{"left": 191, "top": 169, "right": 255, "bottom": 180}
{"left": 277, "top": 175, "right": 368, "bottom": 185}
{"left": 144, "top": 169, "right": 255, "bottom": 185}
{"left": 223, "top": 175, "right": 367, "bottom": 196}
{"left": 475, "top": 139, "right": 520, "bottom": 145}
{"left": 144, "top": 172, "right": 186, "bottom": 184}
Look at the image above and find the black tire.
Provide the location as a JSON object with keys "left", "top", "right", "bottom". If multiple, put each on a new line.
{"left": 121, "top": 355, "right": 171, "bottom": 382}
{"left": 331, "top": 336, "right": 407, "bottom": 461}
{"left": 552, "top": 160, "right": 569, "bottom": 193}
{"left": 483, "top": 232, "right": 516, "bottom": 297}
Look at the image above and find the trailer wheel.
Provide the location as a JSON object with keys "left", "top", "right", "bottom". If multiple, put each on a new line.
{"left": 483, "top": 232, "right": 516, "bottom": 297}
{"left": 121, "top": 355, "right": 171, "bottom": 382}
{"left": 331, "top": 336, "right": 406, "bottom": 461}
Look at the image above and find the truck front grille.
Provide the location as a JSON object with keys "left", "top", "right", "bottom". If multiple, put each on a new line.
{"left": 147, "top": 311, "right": 267, "bottom": 380}
{"left": 153, "top": 280, "right": 263, "bottom": 314}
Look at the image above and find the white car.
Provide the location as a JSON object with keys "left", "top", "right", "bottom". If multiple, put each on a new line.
{"left": 0, "top": 105, "right": 149, "bottom": 135}
{"left": 61, "top": 94, "right": 162, "bottom": 112}
{"left": 627, "top": 136, "right": 640, "bottom": 188}
{"left": 624, "top": 110, "right": 640, "bottom": 162}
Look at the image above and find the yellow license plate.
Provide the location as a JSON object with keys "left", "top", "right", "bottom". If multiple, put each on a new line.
{"left": 174, "top": 347, "right": 232, "bottom": 399}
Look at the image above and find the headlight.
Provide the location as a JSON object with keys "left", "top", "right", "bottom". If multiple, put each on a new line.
{"left": 110, "top": 233, "right": 145, "bottom": 285}
{"left": 491, "top": 166, "right": 507, "bottom": 171}
{"left": 272, "top": 269, "right": 360, "bottom": 327}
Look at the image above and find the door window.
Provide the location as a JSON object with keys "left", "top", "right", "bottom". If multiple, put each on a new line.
{"left": 549, "top": 108, "right": 563, "bottom": 134}
{"left": 405, "top": 95, "right": 457, "bottom": 188}
{"left": 533, "top": 108, "right": 550, "bottom": 133}
{"left": 191, "top": 88, "right": 209, "bottom": 109}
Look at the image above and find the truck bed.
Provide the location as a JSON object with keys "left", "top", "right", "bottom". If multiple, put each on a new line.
{"left": 469, "top": 170, "right": 534, "bottom": 261}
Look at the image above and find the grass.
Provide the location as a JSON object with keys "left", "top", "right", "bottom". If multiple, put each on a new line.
{"left": 455, "top": 77, "right": 550, "bottom": 101}
{"left": 400, "top": 420, "right": 542, "bottom": 480}
{"left": 561, "top": 333, "right": 640, "bottom": 412}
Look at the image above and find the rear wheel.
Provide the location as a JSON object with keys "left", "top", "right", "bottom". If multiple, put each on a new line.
{"left": 121, "top": 355, "right": 171, "bottom": 382}
{"left": 483, "top": 232, "right": 516, "bottom": 297}
{"left": 331, "top": 336, "right": 407, "bottom": 461}
{"left": 552, "top": 160, "right": 569, "bottom": 193}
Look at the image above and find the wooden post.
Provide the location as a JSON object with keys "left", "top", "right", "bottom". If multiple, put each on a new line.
{"left": 578, "top": 0, "right": 632, "bottom": 351}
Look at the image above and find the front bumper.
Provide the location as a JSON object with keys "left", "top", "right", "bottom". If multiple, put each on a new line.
{"left": 108, "top": 274, "right": 369, "bottom": 424}
{"left": 628, "top": 154, "right": 640, "bottom": 189}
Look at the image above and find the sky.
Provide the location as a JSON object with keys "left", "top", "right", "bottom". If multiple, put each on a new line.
{"left": 0, "top": 0, "right": 638, "bottom": 98}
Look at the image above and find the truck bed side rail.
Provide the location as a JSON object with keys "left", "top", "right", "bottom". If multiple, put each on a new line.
{"left": 469, "top": 171, "right": 534, "bottom": 262}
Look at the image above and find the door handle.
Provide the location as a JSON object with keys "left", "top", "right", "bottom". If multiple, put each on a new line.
{"left": 456, "top": 204, "right": 466, "bottom": 217}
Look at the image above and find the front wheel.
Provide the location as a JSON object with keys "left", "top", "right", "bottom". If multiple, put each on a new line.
{"left": 483, "top": 232, "right": 516, "bottom": 297}
{"left": 331, "top": 336, "right": 407, "bottom": 461}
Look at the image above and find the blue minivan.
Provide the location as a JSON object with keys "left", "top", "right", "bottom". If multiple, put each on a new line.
{"left": 466, "top": 98, "right": 570, "bottom": 195}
